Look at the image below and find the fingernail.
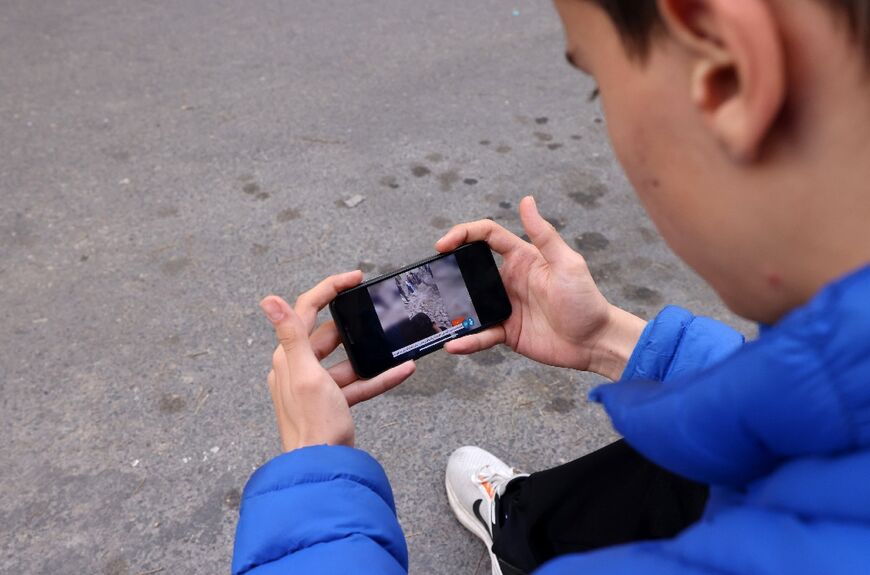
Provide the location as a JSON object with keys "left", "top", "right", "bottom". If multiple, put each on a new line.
{"left": 260, "top": 298, "right": 285, "bottom": 322}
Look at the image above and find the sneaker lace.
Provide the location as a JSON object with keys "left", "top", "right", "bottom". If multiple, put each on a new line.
{"left": 473, "top": 464, "right": 515, "bottom": 493}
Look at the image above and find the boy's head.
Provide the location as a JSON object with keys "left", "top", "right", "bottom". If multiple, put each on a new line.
{"left": 554, "top": 0, "right": 870, "bottom": 323}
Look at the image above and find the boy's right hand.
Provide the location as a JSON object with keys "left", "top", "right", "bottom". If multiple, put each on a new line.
{"left": 435, "top": 196, "right": 646, "bottom": 381}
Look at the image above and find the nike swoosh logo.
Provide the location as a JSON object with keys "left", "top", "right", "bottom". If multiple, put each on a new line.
{"left": 472, "top": 499, "right": 492, "bottom": 537}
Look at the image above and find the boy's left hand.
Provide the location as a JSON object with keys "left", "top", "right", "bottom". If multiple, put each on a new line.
{"left": 260, "top": 271, "right": 416, "bottom": 452}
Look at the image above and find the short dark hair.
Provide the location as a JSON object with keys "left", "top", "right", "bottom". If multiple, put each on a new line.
{"left": 590, "top": 0, "right": 870, "bottom": 59}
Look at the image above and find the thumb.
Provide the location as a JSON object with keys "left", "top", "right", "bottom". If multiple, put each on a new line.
{"left": 260, "top": 295, "right": 319, "bottom": 370}
{"left": 519, "top": 196, "right": 575, "bottom": 265}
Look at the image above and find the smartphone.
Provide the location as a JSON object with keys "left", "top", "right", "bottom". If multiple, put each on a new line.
{"left": 329, "top": 241, "right": 512, "bottom": 379}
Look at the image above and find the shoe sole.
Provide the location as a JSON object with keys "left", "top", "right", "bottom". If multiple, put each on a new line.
{"left": 445, "top": 476, "right": 503, "bottom": 575}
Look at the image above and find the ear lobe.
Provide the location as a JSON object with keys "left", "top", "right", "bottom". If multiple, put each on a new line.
{"left": 659, "top": 0, "right": 786, "bottom": 161}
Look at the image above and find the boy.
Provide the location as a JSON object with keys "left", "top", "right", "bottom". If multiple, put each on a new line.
{"left": 233, "top": 1, "right": 870, "bottom": 573}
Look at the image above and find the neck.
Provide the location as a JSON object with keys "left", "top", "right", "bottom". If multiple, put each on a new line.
{"left": 744, "top": 105, "right": 870, "bottom": 323}
{"left": 747, "top": 0, "right": 870, "bottom": 320}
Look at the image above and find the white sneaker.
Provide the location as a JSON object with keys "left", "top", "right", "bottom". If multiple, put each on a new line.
{"left": 445, "top": 446, "right": 528, "bottom": 575}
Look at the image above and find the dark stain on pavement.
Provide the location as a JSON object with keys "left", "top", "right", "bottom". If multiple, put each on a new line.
{"left": 499, "top": 201, "right": 512, "bottom": 210}
{"left": 438, "top": 170, "right": 460, "bottom": 192}
{"left": 380, "top": 175, "right": 400, "bottom": 189}
{"left": 575, "top": 232, "right": 610, "bottom": 253}
{"left": 533, "top": 132, "right": 554, "bottom": 142}
{"left": 639, "top": 227, "right": 661, "bottom": 243}
{"left": 277, "top": 208, "right": 301, "bottom": 222}
{"left": 567, "top": 183, "right": 608, "bottom": 208}
{"left": 623, "top": 285, "right": 664, "bottom": 306}
{"left": 588, "top": 261, "right": 623, "bottom": 283}
{"left": 430, "top": 216, "right": 452, "bottom": 229}
{"left": 158, "top": 393, "right": 186, "bottom": 414}
{"left": 224, "top": 487, "right": 242, "bottom": 511}
{"left": 103, "top": 556, "right": 129, "bottom": 575}
{"left": 104, "top": 148, "right": 131, "bottom": 162}
{"left": 241, "top": 180, "right": 269, "bottom": 200}
{"left": 479, "top": 139, "right": 491, "bottom": 146}
{"left": 188, "top": 488, "right": 226, "bottom": 545}
{"left": 544, "top": 216, "right": 566, "bottom": 231}
{"left": 535, "top": 117, "right": 549, "bottom": 125}
{"left": 546, "top": 396, "right": 576, "bottom": 414}
{"left": 547, "top": 143, "right": 563, "bottom": 151}
{"left": 411, "top": 165, "right": 431, "bottom": 178}
{"left": 469, "top": 348, "right": 506, "bottom": 366}
{"left": 161, "top": 257, "right": 191, "bottom": 276}
{"left": 463, "top": 178, "right": 478, "bottom": 186}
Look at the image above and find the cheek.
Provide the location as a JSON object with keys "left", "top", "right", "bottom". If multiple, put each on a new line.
{"left": 601, "top": 93, "right": 663, "bottom": 203}
{"left": 594, "top": 47, "right": 693, "bottom": 206}
{"left": 598, "top": 82, "right": 704, "bottom": 259}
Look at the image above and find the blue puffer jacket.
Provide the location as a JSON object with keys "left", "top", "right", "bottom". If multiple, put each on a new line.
{"left": 232, "top": 265, "right": 870, "bottom": 574}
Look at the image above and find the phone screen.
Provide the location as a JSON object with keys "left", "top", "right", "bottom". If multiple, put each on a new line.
{"left": 368, "top": 253, "right": 480, "bottom": 359}
{"left": 330, "top": 242, "right": 511, "bottom": 378}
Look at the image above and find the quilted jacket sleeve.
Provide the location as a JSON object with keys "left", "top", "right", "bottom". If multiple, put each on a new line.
{"left": 593, "top": 304, "right": 856, "bottom": 487}
{"left": 231, "top": 445, "right": 408, "bottom": 575}
{"left": 620, "top": 305, "right": 746, "bottom": 383}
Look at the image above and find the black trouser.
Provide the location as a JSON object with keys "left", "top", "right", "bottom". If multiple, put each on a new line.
{"left": 491, "top": 440, "right": 709, "bottom": 574}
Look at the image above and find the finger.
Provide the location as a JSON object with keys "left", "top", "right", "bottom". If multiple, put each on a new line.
{"left": 444, "top": 326, "right": 506, "bottom": 355}
{"left": 260, "top": 295, "right": 320, "bottom": 371}
{"left": 342, "top": 361, "right": 416, "bottom": 407}
{"left": 270, "top": 347, "right": 287, "bottom": 399}
{"left": 267, "top": 367, "right": 279, "bottom": 403}
{"left": 269, "top": 353, "right": 293, "bottom": 445}
{"left": 519, "top": 196, "right": 576, "bottom": 265}
{"left": 294, "top": 271, "right": 364, "bottom": 332}
{"left": 435, "top": 219, "right": 525, "bottom": 256}
{"left": 327, "top": 359, "right": 358, "bottom": 387}
{"left": 310, "top": 320, "right": 342, "bottom": 361}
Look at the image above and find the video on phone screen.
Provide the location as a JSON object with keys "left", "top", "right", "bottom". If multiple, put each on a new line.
{"left": 368, "top": 255, "right": 481, "bottom": 358}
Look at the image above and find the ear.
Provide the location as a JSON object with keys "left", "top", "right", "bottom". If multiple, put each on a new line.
{"left": 657, "top": 0, "right": 786, "bottom": 161}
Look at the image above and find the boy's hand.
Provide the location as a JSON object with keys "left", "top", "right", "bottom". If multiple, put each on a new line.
{"left": 436, "top": 196, "right": 646, "bottom": 381}
{"left": 260, "top": 272, "right": 416, "bottom": 452}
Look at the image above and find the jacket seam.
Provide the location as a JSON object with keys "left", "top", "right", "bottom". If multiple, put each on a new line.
{"left": 661, "top": 315, "right": 693, "bottom": 381}
{"left": 244, "top": 474, "right": 390, "bottom": 508}
{"left": 741, "top": 494, "right": 870, "bottom": 528}
{"left": 631, "top": 334, "right": 655, "bottom": 380}
{"left": 809, "top": 334, "right": 859, "bottom": 451}
{"left": 639, "top": 546, "right": 739, "bottom": 575}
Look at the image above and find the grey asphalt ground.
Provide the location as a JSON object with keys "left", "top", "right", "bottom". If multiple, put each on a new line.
{"left": 0, "top": 1, "right": 750, "bottom": 573}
